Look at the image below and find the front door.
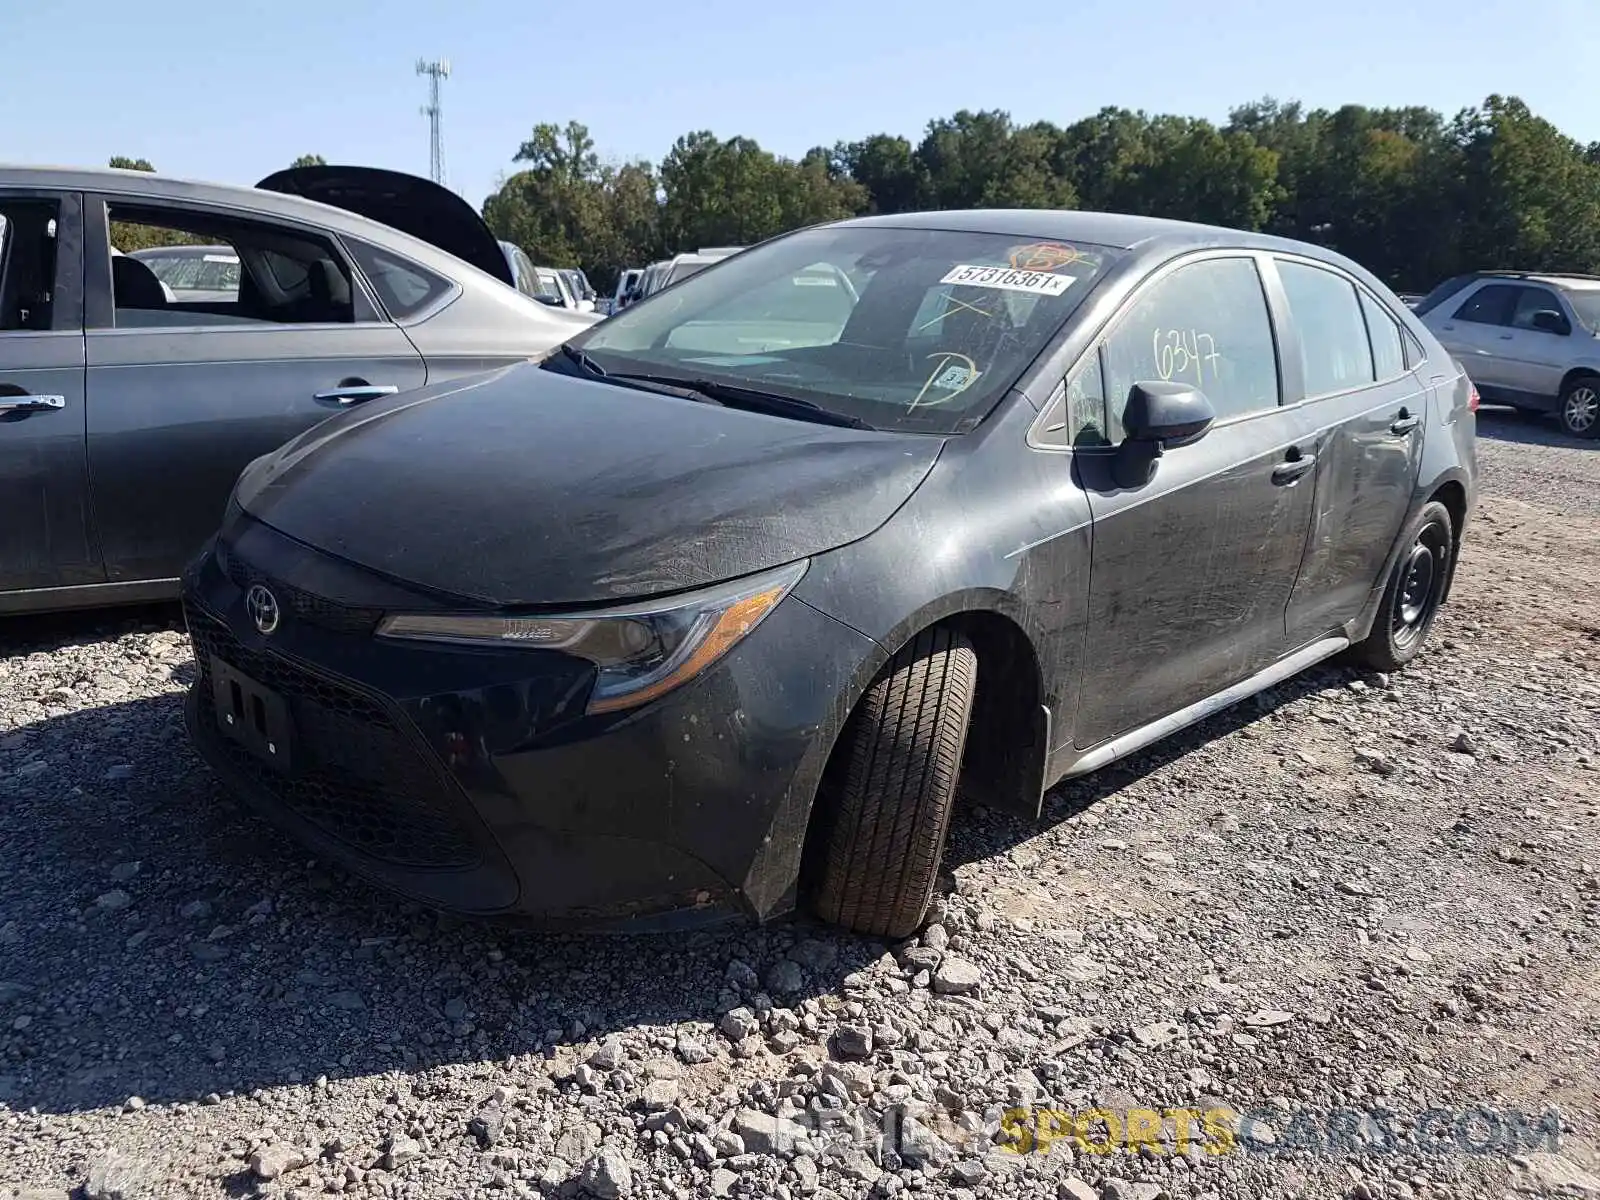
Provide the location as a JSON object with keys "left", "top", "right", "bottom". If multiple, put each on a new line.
{"left": 1429, "top": 281, "right": 1521, "bottom": 395}
{"left": 1072, "top": 253, "right": 1319, "bottom": 750}
{"left": 0, "top": 190, "right": 99, "bottom": 597}
{"left": 82, "top": 194, "right": 427, "bottom": 584}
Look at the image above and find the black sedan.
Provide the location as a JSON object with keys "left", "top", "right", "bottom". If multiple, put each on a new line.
{"left": 181, "top": 210, "right": 1477, "bottom": 938}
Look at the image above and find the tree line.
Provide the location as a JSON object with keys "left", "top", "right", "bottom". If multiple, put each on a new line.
{"left": 108, "top": 93, "right": 1600, "bottom": 296}
{"left": 479, "top": 94, "right": 1600, "bottom": 294}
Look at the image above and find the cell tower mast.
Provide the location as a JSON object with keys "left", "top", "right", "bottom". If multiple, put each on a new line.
{"left": 416, "top": 57, "right": 451, "bottom": 185}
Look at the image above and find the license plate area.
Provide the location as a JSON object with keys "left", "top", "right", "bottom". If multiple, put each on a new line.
{"left": 211, "top": 658, "right": 295, "bottom": 774}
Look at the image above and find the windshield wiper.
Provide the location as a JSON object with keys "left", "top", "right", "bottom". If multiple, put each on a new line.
{"left": 555, "top": 342, "right": 607, "bottom": 376}
{"left": 609, "top": 373, "right": 875, "bottom": 430}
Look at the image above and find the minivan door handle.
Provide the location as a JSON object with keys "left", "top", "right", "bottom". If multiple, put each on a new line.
{"left": 1390, "top": 410, "right": 1421, "bottom": 435}
{"left": 0, "top": 393, "right": 66, "bottom": 413}
{"left": 313, "top": 384, "right": 399, "bottom": 406}
{"left": 1271, "top": 450, "right": 1317, "bottom": 484}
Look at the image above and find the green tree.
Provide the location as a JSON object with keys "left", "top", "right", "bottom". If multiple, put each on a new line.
{"left": 290, "top": 154, "right": 327, "bottom": 168}
{"left": 108, "top": 155, "right": 155, "bottom": 172}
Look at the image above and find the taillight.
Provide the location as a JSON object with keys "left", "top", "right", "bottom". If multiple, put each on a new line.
{"left": 1468, "top": 383, "right": 1480, "bottom": 412}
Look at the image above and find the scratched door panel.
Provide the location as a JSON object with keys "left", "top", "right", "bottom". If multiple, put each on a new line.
{"left": 1072, "top": 403, "right": 1318, "bottom": 751}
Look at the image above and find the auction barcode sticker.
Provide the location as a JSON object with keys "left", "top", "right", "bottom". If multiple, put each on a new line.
{"left": 939, "top": 264, "right": 1075, "bottom": 296}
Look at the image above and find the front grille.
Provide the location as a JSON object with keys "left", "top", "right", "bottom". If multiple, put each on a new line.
{"left": 187, "top": 605, "right": 482, "bottom": 871}
{"left": 218, "top": 542, "right": 384, "bottom": 636}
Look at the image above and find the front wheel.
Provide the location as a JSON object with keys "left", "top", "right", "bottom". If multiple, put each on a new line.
{"left": 802, "top": 628, "right": 977, "bottom": 939}
{"left": 1559, "top": 376, "right": 1600, "bottom": 438}
{"left": 1349, "top": 501, "right": 1454, "bottom": 672}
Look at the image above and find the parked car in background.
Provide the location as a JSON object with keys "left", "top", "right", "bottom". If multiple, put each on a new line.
{"left": 611, "top": 267, "right": 642, "bottom": 312}
{"left": 559, "top": 268, "right": 598, "bottom": 313}
{"left": 130, "top": 244, "right": 242, "bottom": 303}
{"left": 499, "top": 239, "right": 544, "bottom": 302}
{"left": 0, "top": 162, "right": 595, "bottom": 614}
{"left": 1415, "top": 269, "right": 1600, "bottom": 437}
{"left": 181, "top": 209, "right": 1475, "bottom": 938}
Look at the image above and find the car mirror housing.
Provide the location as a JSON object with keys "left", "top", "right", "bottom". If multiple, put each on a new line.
{"left": 1530, "top": 309, "right": 1570, "bottom": 336}
{"left": 1113, "top": 381, "right": 1216, "bottom": 489}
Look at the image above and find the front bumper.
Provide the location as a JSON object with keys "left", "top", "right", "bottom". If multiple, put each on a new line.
{"left": 180, "top": 515, "right": 877, "bottom": 929}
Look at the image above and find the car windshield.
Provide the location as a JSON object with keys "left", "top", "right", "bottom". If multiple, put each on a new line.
{"left": 1560, "top": 285, "right": 1600, "bottom": 332}
{"left": 571, "top": 226, "right": 1119, "bottom": 433}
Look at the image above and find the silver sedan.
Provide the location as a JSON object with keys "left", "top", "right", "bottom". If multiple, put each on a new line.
{"left": 0, "top": 162, "right": 596, "bottom": 614}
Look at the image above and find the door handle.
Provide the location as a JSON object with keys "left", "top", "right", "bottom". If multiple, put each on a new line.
{"left": 1498, "top": 333, "right": 1513, "bottom": 340}
{"left": 1272, "top": 452, "right": 1317, "bottom": 484}
{"left": 0, "top": 394, "right": 66, "bottom": 413}
{"left": 313, "top": 384, "right": 399, "bottom": 405}
{"left": 1390, "top": 412, "right": 1421, "bottom": 435}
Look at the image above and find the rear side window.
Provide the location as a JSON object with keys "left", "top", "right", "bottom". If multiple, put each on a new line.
{"left": 1101, "top": 256, "right": 1281, "bottom": 433}
{"left": 1277, "top": 260, "right": 1375, "bottom": 397}
{"left": 1359, "top": 290, "right": 1406, "bottom": 381}
{"left": 0, "top": 200, "right": 60, "bottom": 330}
{"left": 1451, "top": 283, "right": 1519, "bottom": 327}
{"left": 345, "top": 239, "right": 452, "bottom": 320}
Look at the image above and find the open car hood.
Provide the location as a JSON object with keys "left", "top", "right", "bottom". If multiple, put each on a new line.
{"left": 255, "top": 164, "right": 515, "bottom": 287}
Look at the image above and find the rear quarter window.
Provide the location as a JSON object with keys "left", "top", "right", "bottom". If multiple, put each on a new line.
{"left": 346, "top": 239, "right": 452, "bottom": 320}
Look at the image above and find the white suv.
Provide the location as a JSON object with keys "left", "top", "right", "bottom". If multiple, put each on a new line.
{"left": 1415, "top": 270, "right": 1600, "bottom": 438}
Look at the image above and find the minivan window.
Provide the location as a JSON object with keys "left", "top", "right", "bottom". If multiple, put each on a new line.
{"left": 1100, "top": 256, "right": 1280, "bottom": 434}
{"left": 571, "top": 227, "right": 1120, "bottom": 434}
{"left": 1277, "top": 260, "right": 1375, "bottom": 397}
{"left": 1359, "top": 289, "right": 1406, "bottom": 381}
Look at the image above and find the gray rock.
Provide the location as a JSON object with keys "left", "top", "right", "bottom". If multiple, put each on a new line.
{"left": 640, "top": 1079, "right": 680, "bottom": 1111}
{"left": 787, "top": 938, "right": 838, "bottom": 972}
{"left": 895, "top": 1113, "right": 950, "bottom": 1167}
{"left": 250, "top": 1144, "right": 309, "bottom": 1180}
{"left": 676, "top": 1032, "right": 713, "bottom": 1064}
{"left": 725, "top": 959, "right": 760, "bottom": 991}
{"left": 720, "top": 1007, "right": 760, "bottom": 1042}
{"left": 578, "top": 1149, "right": 633, "bottom": 1199}
{"left": 443, "top": 997, "right": 469, "bottom": 1021}
{"left": 712, "top": 1130, "right": 745, "bottom": 1159}
{"left": 468, "top": 1105, "right": 505, "bottom": 1148}
{"left": 1058, "top": 1179, "right": 1096, "bottom": 1200}
{"left": 83, "top": 1151, "right": 145, "bottom": 1200}
{"left": 1243, "top": 1009, "right": 1294, "bottom": 1028}
{"left": 95, "top": 890, "right": 132, "bottom": 911}
{"left": 110, "top": 861, "right": 141, "bottom": 882}
{"left": 710, "top": 1168, "right": 738, "bottom": 1198}
{"left": 1100, "top": 1182, "right": 1164, "bottom": 1200}
{"left": 932, "top": 957, "right": 983, "bottom": 995}
{"left": 734, "top": 1108, "right": 809, "bottom": 1155}
{"left": 922, "top": 923, "right": 950, "bottom": 950}
{"left": 327, "top": 990, "right": 365, "bottom": 1011}
{"left": 899, "top": 945, "right": 943, "bottom": 973}
{"left": 831, "top": 1024, "right": 873, "bottom": 1059}
{"left": 1354, "top": 747, "right": 1397, "bottom": 776}
{"left": 382, "top": 1135, "right": 423, "bottom": 1170}
{"left": 589, "top": 1035, "right": 626, "bottom": 1070}
{"left": 177, "top": 899, "right": 211, "bottom": 921}
{"left": 1131, "top": 1020, "right": 1182, "bottom": 1047}
{"left": 765, "top": 959, "right": 805, "bottom": 994}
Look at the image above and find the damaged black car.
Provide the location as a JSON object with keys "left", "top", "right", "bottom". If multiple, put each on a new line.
{"left": 181, "top": 210, "right": 1476, "bottom": 937}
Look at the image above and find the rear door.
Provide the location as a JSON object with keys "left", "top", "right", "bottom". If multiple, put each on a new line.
{"left": 0, "top": 190, "right": 99, "bottom": 596}
{"left": 1430, "top": 281, "right": 1520, "bottom": 394}
{"left": 83, "top": 193, "right": 426, "bottom": 584}
{"left": 1070, "top": 252, "right": 1321, "bottom": 749}
{"left": 1273, "top": 258, "right": 1425, "bottom": 644}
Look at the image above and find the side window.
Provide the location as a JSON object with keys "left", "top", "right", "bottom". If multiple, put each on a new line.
{"left": 1510, "top": 286, "right": 1570, "bottom": 334}
{"left": 106, "top": 203, "right": 356, "bottom": 328}
{"left": 1451, "top": 283, "right": 1519, "bottom": 326}
{"left": 0, "top": 200, "right": 61, "bottom": 331}
{"left": 1359, "top": 290, "right": 1406, "bottom": 381}
{"left": 1277, "top": 260, "right": 1375, "bottom": 397}
{"left": 1101, "top": 256, "right": 1280, "bottom": 436}
{"left": 345, "top": 239, "right": 452, "bottom": 320}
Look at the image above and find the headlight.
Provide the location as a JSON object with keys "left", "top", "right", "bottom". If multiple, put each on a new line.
{"left": 376, "top": 560, "right": 808, "bottom": 714}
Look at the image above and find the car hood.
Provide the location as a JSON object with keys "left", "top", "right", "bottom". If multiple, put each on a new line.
{"left": 235, "top": 364, "right": 945, "bottom": 607}
{"left": 255, "top": 164, "right": 515, "bottom": 287}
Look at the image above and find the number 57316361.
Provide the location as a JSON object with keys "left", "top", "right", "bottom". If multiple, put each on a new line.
{"left": 1152, "top": 328, "right": 1220, "bottom": 386}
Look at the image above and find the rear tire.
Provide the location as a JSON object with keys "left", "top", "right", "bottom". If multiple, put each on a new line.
{"left": 1559, "top": 376, "right": 1600, "bottom": 438}
{"left": 1349, "top": 501, "right": 1454, "bottom": 673}
{"left": 804, "top": 628, "right": 977, "bottom": 939}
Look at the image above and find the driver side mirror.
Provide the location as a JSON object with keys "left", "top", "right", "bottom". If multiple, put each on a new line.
{"left": 1113, "top": 381, "right": 1217, "bottom": 489}
{"left": 1530, "top": 309, "right": 1570, "bottom": 336}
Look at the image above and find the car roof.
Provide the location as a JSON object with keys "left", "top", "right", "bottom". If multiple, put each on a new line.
{"left": 0, "top": 163, "right": 509, "bottom": 288}
{"left": 1477, "top": 271, "right": 1600, "bottom": 291}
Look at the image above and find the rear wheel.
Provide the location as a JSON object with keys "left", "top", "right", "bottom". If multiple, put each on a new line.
{"left": 1559, "top": 376, "right": 1600, "bottom": 438}
{"left": 803, "top": 628, "right": 977, "bottom": 939}
{"left": 1349, "top": 501, "right": 1454, "bottom": 672}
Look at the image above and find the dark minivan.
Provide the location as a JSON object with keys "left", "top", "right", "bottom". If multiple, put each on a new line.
{"left": 181, "top": 210, "right": 1477, "bottom": 937}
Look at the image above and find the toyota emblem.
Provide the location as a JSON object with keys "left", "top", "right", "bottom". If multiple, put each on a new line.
{"left": 245, "top": 583, "right": 281, "bottom": 636}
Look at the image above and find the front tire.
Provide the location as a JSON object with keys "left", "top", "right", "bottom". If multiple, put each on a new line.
{"left": 1559, "top": 376, "right": 1600, "bottom": 438}
{"left": 803, "top": 628, "right": 977, "bottom": 939}
{"left": 1349, "top": 501, "right": 1454, "bottom": 672}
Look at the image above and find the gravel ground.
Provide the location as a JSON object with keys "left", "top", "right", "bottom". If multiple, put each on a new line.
{"left": 2, "top": 408, "right": 1597, "bottom": 1200}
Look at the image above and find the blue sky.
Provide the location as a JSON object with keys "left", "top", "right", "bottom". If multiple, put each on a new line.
{"left": 11, "top": 0, "right": 1599, "bottom": 211}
